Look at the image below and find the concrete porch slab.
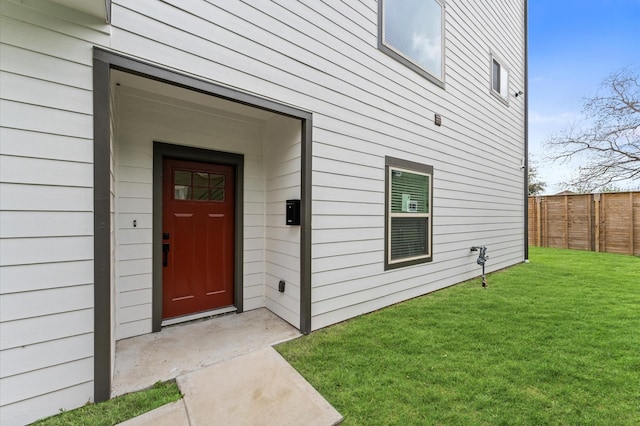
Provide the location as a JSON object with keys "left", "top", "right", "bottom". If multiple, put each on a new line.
{"left": 177, "top": 347, "right": 343, "bottom": 426}
{"left": 113, "top": 308, "right": 301, "bottom": 396}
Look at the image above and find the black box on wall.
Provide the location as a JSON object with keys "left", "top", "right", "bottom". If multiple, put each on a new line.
{"left": 286, "top": 199, "right": 301, "bottom": 225}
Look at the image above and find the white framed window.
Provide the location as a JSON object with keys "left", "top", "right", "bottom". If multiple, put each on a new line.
{"left": 491, "top": 53, "right": 509, "bottom": 104}
{"left": 385, "top": 157, "right": 433, "bottom": 270}
{"left": 378, "top": 0, "right": 445, "bottom": 87}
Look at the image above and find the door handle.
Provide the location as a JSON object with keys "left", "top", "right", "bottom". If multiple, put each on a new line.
{"left": 163, "top": 243, "right": 170, "bottom": 267}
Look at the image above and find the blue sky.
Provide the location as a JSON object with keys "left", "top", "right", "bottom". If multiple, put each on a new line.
{"left": 528, "top": 0, "right": 640, "bottom": 193}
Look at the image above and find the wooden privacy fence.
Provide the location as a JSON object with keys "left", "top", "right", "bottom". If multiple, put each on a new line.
{"left": 528, "top": 192, "right": 640, "bottom": 256}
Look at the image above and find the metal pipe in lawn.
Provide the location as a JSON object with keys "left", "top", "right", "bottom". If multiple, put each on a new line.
{"left": 470, "top": 246, "right": 488, "bottom": 288}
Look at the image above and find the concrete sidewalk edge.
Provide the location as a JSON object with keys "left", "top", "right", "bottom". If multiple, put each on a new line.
{"left": 117, "top": 399, "right": 189, "bottom": 426}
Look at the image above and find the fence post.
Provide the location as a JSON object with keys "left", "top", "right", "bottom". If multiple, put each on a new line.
{"left": 536, "top": 196, "right": 542, "bottom": 246}
{"left": 564, "top": 195, "right": 569, "bottom": 249}
{"left": 602, "top": 193, "right": 607, "bottom": 252}
{"left": 594, "top": 193, "right": 600, "bottom": 252}
{"left": 543, "top": 197, "right": 548, "bottom": 247}
{"left": 630, "top": 192, "right": 635, "bottom": 256}
{"left": 587, "top": 194, "right": 595, "bottom": 251}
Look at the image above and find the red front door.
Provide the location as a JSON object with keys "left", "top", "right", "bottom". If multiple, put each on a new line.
{"left": 162, "top": 158, "right": 235, "bottom": 319}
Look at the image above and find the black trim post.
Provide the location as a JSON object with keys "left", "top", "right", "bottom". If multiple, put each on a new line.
{"left": 92, "top": 52, "right": 112, "bottom": 403}
{"left": 152, "top": 150, "right": 163, "bottom": 330}
{"left": 524, "top": 0, "right": 529, "bottom": 261}
{"left": 300, "top": 119, "right": 313, "bottom": 334}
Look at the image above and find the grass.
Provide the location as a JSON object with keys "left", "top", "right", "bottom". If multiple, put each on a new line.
{"left": 33, "top": 380, "right": 182, "bottom": 426}
{"left": 277, "top": 247, "right": 640, "bottom": 425}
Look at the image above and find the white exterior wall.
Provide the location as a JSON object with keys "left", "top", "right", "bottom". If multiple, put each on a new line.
{"left": 0, "top": 0, "right": 525, "bottom": 424}
{"left": 264, "top": 117, "right": 302, "bottom": 328}
{"left": 0, "top": 1, "right": 109, "bottom": 424}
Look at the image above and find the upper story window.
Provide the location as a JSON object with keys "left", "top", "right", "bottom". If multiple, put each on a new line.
{"left": 378, "top": 0, "right": 445, "bottom": 87}
{"left": 490, "top": 53, "right": 509, "bottom": 104}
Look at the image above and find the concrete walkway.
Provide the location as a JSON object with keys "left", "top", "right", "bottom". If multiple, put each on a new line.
{"left": 119, "top": 348, "right": 342, "bottom": 426}
{"left": 114, "top": 309, "right": 342, "bottom": 425}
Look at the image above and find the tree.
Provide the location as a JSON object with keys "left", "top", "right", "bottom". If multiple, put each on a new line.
{"left": 560, "top": 181, "right": 624, "bottom": 194}
{"left": 545, "top": 67, "right": 640, "bottom": 192}
{"left": 528, "top": 163, "right": 546, "bottom": 195}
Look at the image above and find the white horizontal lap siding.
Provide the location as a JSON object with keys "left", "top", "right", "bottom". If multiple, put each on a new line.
{"left": 115, "top": 87, "right": 268, "bottom": 338}
{"left": 243, "top": 157, "right": 267, "bottom": 311}
{"left": 109, "top": 0, "right": 524, "bottom": 331}
{"left": 0, "top": 1, "right": 111, "bottom": 423}
{"left": 264, "top": 116, "right": 302, "bottom": 328}
{"left": 111, "top": 0, "right": 519, "bottom": 179}
{"left": 0, "top": 382, "right": 94, "bottom": 426}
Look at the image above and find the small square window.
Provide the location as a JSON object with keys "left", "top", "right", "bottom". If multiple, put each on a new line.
{"left": 193, "top": 172, "right": 209, "bottom": 186}
{"left": 174, "top": 185, "right": 190, "bottom": 200}
{"left": 385, "top": 156, "right": 433, "bottom": 270}
{"left": 491, "top": 53, "right": 509, "bottom": 104}
{"left": 174, "top": 170, "right": 191, "bottom": 185}
{"left": 379, "top": 0, "right": 445, "bottom": 86}
{"left": 193, "top": 187, "right": 209, "bottom": 200}
{"left": 492, "top": 59, "right": 501, "bottom": 93}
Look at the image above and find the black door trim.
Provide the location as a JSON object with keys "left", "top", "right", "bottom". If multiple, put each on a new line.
{"left": 153, "top": 143, "right": 244, "bottom": 330}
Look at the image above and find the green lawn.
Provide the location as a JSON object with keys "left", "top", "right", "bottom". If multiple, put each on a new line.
{"left": 33, "top": 381, "right": 182, "bottom": 426}
{"left": 277, "top": 247, "right": 640, "bottom": 425}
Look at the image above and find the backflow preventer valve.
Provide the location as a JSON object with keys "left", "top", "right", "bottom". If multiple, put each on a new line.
{"left": 470, "top": 246, "right": 488, "bottom": 288}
